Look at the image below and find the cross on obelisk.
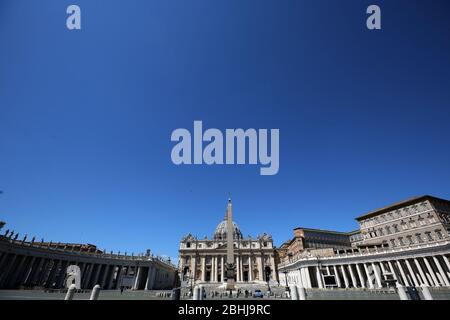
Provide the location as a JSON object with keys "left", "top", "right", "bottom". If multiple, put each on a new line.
{"left": 225, "top": 198, "right": 236, "bottom": 290}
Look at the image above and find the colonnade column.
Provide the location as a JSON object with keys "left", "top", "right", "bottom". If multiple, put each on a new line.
{"left": 315, "top": 266, "right": 324, "bottom": 288}
{"left": 31, "top": 258, "right": 46, "bottom": 286}
{"left": 363, "top": 263, "right": 374, "bottom": 289}
{"left": 372, "top": 263, "right": 382, "bottom": 288}
{"left": 413, "top": 258, "right": 428, "bottom": 286}
{"left": 423, "top": 257, "right": 439, "bottom": 286}
{"left": 348, "top": 265, "right": 358, "bottom": 288}
{"left": 442, "top": 255, "right": 450, "bottom": 281}
{"left": 333, "top": 265, "right": 342, "bottom": 288}
{"left": 133, "top": 266, "right": 142, "bottom": 289}
{"left": 355, "top": 264, "right": 366, "bottom": 288}
{"left": 432, "top": 256, "right": 450, "bottom": 286}
{"left": 145, "top": 266, "right": 156, "bottom": 290}
{"left": 396, "top": 260, "right": 410, "bottom": 286}
{"left": 0, "top": 254, "right": 18, "bottom": 287}
{"left": 404, "top": 260, "right": 419, "bottom": 287}
{"left": 340, "top": 265, "right": 349, "bottom": 288}
{"left": 100, "top": 265, "right": 109, "bottom": 288}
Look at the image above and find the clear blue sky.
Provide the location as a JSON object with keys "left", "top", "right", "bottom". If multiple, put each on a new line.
{"left": 1, "top": 0, "right": 449, "bottom": 262}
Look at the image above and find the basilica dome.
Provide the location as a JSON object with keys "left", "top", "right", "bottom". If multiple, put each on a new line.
{"left": 213, "top": 219, "right": 243, "bottom": 240}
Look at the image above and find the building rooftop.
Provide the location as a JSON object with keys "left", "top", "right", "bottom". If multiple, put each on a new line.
{"left": 355, "top": 195, "right": 450, "bottom": 221}
{"left": 293, "top": 227, "right": 357, "bottom": 236}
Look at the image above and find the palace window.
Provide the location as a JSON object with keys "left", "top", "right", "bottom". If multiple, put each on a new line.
{"left": 385, "top": 226, "right": 391, "bottom": 234}
{"left": 415, "top": 233, "right": 424, "bottom": 243}
{"left": 390, "top": 239, "right": 396, "bottom": 247}
{"left": 186, "top": 242, "right": 191, "bottom": 248}
{"left": 425, "top": 232, "right": 433, "bottom": 241}
{"left": 398, "top": 237, "right": 404, "bottom": 246}
{"left": 406, "top": 235, "right": 414, "bottom": 245}
{"left": 435, "top": 230, "right": 443, "bottom": 239}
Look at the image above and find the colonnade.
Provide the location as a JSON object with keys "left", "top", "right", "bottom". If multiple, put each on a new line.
{"left": 283, "top": 254, "right": 450, "bottom": 289}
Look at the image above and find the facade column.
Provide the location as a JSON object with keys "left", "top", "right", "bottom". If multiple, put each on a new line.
{"left": 191, "top": 256, "right": 197, "bottom": 282}
{"left": 258, "top": 256, "right": 264, "bottom": 281}
{"left": 201, "top": 256, "right": 206, "bottom": 282}
{"left": 372, "top": 263, "right": 382, "bottom": 288}
{"left": 355, "top": 264, "right": 366, "bottom": 288}
{"left": 396, "top": 260, "right": 410, "bottom": 286}
{"left": 249, "top": 256, "right": 253, "bottom": 281}
{"left": 211, "top": 257, "right": 215, "bottom": 282}
{"left": 221, "top": 256, "right": 224, "bottom": 283}
{"left": 348, "top": 265, "right": 358, "bottom": 288}
{"left": 363, "top": 263, "right": 374, "bottom": 289}
{"left": 432, "top": 256, "right": 450, "bottom": 286}
{"left": 340, "top": 265, "right": 349, "bottom": 288}
{"left": 315, "top": 266, "right": 324, "bottom": 289}
{"left": 236, "top": 256, "right": 240, "bottom": 282}
{"left": 270, "top": 254, "right": 276, "bottom": 282}
{"left": 413, "top": 258, "right": 429, "bottom": 286}
{"left": 405, "top": 260, "right": 420, "bottom": 287}
{"left": 424, "top": 257, "right": 439, "bottom": 286}
{"left": 240, "top": 256, "right": 244, "bottom": 282}
{"left": 213, "top": 256, "right": 219, "bottom": 282}
{"left": 215, "top": 256, "right": 219, "bottom": 282}
{"left": 333, "top": 265, "right": 342, "bottom": 288}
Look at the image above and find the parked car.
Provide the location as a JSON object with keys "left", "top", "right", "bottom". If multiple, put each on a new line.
{"left": 253, "top": 289, "right": 264, "bottom": 298}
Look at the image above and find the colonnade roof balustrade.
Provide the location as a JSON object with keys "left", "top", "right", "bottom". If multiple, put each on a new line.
{"left": 0, "top": 231, "right": 176, "bottom": 269}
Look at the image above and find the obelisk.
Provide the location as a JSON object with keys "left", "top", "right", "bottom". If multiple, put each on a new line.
{"left": 225, "top": 198, "right": 236, "bottom": 290}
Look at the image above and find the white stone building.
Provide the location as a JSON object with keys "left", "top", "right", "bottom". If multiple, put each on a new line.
{"left": 278, "top": 195, "right": 450, "bottom": 290}
{"left": 178, "top": 199, "right": 279, "bottom": 287}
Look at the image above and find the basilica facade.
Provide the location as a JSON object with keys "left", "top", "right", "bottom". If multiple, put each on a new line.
{"left": 178, "top": 200, "right": 279, "bottom": 287}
